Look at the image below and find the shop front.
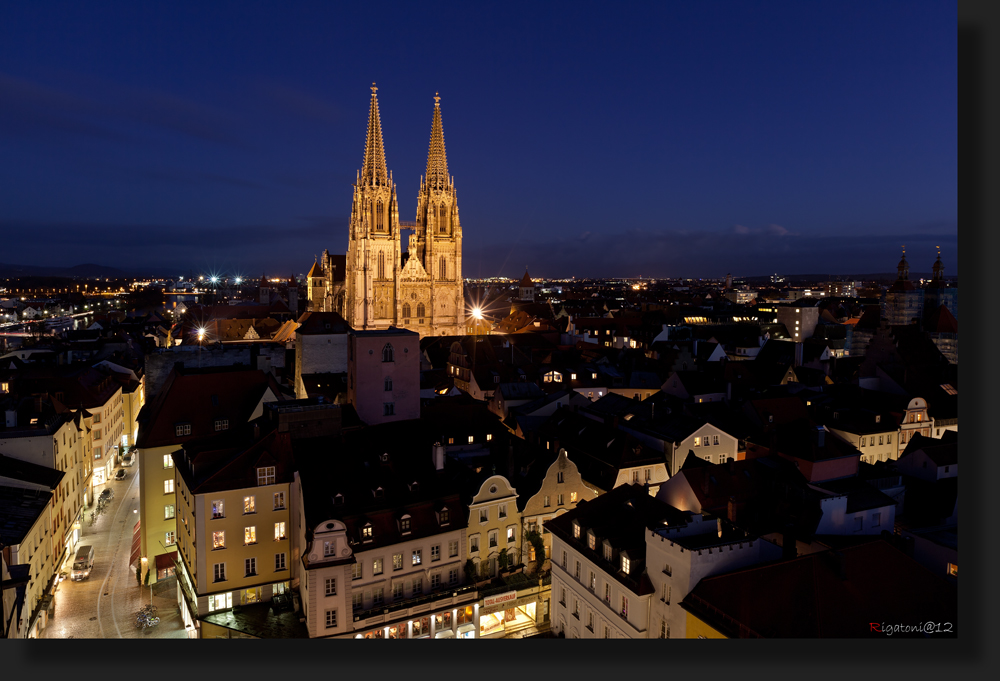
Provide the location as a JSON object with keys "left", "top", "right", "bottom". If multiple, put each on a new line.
{"left": 353, "top": 602, "right": 480, "bottom": 639}
{"left": 478, "top": 588, "right": 545, "bottom": 638}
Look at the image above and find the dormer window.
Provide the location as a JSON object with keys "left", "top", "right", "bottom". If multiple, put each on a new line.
{"left": 438, "top": 507, "right": 450, "bottom": 526}
{"left": 400, "top": 515, "right": 411, "bottom": 534}
{"left": 572, "top": 521, "right": 581, "bottom": 539}
{"left": 361, "top": 524, "right": 373, "bottom": 541}
{"left": 621, "top": 554, "right": 631, "bottom": 575}
{"left": 587, "top": 530, "right": 596, "bottom": 551}
{"left": 334, "top": 493, "right": 344, "bottom": 505}
{"left": 603, "top": 540, "right": 613, "bottom": 562}
{"left": 875, "top": 415, "right": 881, "bottom": 423}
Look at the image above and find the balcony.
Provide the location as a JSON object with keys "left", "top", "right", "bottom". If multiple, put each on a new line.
{"left": 352, "top": 583, "right": 478, "bottom": 623}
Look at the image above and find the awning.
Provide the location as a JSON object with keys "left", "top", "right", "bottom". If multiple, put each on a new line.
{"left": 129, "top": 520, "right": 141, "bottom": 566}
{"left": 155, "top": 551, "right": 178, "bottom": 571}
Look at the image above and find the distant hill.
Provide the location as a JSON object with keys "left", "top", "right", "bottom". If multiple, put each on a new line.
{"left": 739, "top": 272, "right": 956, "bottom": 284}
{"left": 0, "top": 263, "right": 129, "bottom": 278}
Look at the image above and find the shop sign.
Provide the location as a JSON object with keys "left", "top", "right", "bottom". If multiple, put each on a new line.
{"left": 483, "top": 590, "right": 517, "bottom": 608}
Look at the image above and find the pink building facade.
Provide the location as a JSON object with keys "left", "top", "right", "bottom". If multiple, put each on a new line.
{"left": 348, "top": 328, "right": 420, "bottom": 425}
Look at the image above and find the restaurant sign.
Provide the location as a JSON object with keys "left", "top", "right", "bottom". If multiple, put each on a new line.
{"left": 483, "top": 590, "right": 517, "bottom": 608}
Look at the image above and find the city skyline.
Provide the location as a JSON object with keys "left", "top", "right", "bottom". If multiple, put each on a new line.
{"left": 0, "top": 2, "right": 956, "bottom": 277}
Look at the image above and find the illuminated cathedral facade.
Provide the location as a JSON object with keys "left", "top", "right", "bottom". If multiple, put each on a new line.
{"left": 308, "top": 86, "right": 465, "bottom": 337}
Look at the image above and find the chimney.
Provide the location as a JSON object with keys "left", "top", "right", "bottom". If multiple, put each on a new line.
{"left": 716, "top": 518, "right": 723, "bottom": 538}
{"left": 814, "top": 426, "right": 826, "bottom": 448}
{"left": 432, "top": 442, "right": 446, "bottom": 471}
{"left": 253, "top": 423, "right": 260, "bottom": 440}
{"left": 727, "top": 496, "right": 738, "bottom": 523}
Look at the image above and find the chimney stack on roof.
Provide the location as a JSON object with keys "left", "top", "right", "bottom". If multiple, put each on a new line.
{"left": 432, "top": 442, "right": 446, "bottom": 471}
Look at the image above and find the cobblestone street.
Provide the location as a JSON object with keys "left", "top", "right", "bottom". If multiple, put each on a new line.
{"left": 41, "top": 465, "right": 188, "bottom": 640}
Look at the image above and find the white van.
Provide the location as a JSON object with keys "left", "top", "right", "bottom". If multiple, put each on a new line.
{"left": 122, "top": 452, "right": 135, "bottom": 467}
{"left": 71, "top": 545, "right": 95, "bottom": 581}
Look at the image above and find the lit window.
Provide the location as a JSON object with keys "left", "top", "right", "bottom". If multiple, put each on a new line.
{"left": 352, "top": 563, "right": 362, "bottom": 580}
{"left": 362, "top": 525, "right": 373, "bottom": 541}
{"left": 431, "top": 545, "right": 441, "bottom": 561}
{"left": 163, "top": 479, "right": 174, "bottom": 494}
{"left": 274, "top": 522, "right": 286, "bottom": 541}
{"left": 412, "top": 549, "right": 422, "bottom": 566}
{"left": 400, "top": 517, "right": 411, "bottom": 533}
{"left": 573, "top": 522, "right": 580, "bottom": 538}
{"left": 163, "top": 454, "right": 174, "bottom": 469}
{"left": 213, "top": 531, "right": 226, "bottom": 549}
{"left": 244, "top": 496, "right": 255, "bottom": 514}
{"left": 486, "top": 434, "right": 493, "bottom": 441}
{"left": 621, "top": 555, "right": 630, "bottom": 575}
{"left": 164, "top": 505, "right": 175, "bottom": 520}
{"left": 244, "top": 526, "right": 256, "bottom": 545}
{"left": 439, "top": 508, "right": 449, "bottom": 525}
{"left": 570, "top": 491, "right": 578, "bottom": 503}
{"left": 947, "top": 563, "right": 958, "bottom": 577}
{"left": 393, "top": 553, "right": 403, "bottom": 570}
{"left": 273, "top": 492, "right": 285, "bottom": 510}
{"left": 165, "top": 531, "right": 175, "bottom": 546}
{"left": 373, "top": 558, "right": 383, "bottom": 575}
{"left": 212, "top": 500, "right": 225, "bottom": 519}
{"left": 507, "top": 527, "right": 515, "bottom": 544}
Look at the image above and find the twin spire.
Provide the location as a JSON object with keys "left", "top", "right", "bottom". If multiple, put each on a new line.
{"left": 361, "top": 83, "right": 390, "bottom": 187}
{"left": 425, "top": 92, "right": 450, "bottom": 190}
{"left": 359, "top": 84, "right": 450, "bottom": 190}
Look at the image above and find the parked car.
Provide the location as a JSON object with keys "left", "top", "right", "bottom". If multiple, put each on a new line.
{"left": 100, "top": 488, "right": 115, "bottom": 502}
{"left": 114, "top": 468, "right": 127, "bottom": 480}
{"left": 122, "top": 453, "right": 135, "bottom": 467}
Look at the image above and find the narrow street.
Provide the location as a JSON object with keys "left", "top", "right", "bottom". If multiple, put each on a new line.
{"left": 41, "top": 464, "right": 188, "bottom": 639}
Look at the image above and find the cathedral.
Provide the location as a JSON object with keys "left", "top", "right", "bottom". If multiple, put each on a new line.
{"left": 307, "top": 85, "right": 465, "bottom": 337}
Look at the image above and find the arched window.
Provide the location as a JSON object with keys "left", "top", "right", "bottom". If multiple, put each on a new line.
{"left": 402, "top": 303, "right": 411, "bottom": 319}
{"left": 439, "top": 204, "right": 447, "bottom": 233}
{"left": 417, "top": 302, "right": 425, "bottom": 319}
{"left": 439, "top": 257, "right": 446, "bottom": 280}
{"left": 382, "top": 344, "right": 394, "bottom": 363}
{"left": 376, "top": 200, "right": 384, "bottom": 231}
{"left": 378, "top": 252, "right": 385, "bottom": 279}
{"left": 384, "top": 377, "right": 393, "bottom": 392}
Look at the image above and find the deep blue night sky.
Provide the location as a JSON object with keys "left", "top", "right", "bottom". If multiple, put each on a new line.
{"left": 0, "top": 1, "right": 957, "bottom": 279}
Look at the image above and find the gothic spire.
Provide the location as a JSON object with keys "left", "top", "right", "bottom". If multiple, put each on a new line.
{"left": 932, "top": 246, "right": 944, "bottom": 280}
{"left": 360, "top": 83, "right": 389, "bottom": 187}
{"left": 425, "top": 92, "right": 450, "bottom": 191}
{"left": 896, "top": 246, "right": 909, "bottom": 281}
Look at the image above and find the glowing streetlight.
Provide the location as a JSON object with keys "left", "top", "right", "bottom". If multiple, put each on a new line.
{"left": 234, "top": 277, "right": 242, "bottom": 285}
{"left": 472, "top": 307, "right": 483, "bottom": 320}
{"left": 210, "top": 276, "right": 219, "bottom": 285}
{"left": 197, "top": 327, "right": 206, "bottom": 342}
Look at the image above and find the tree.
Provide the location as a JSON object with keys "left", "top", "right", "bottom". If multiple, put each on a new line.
{"left": 525, "top": 529, "right": 546, "bottom": 576}
{"left": 498, "top": 548, "right": 508, "bottom": 572}
{"left": 464, "top": 559, "right": 476, "bottom": 583}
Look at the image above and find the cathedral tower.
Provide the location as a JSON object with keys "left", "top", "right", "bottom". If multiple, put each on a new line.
{"left": 399, "top": 93, "right": 465, "bottom": 336}
{"left": 345, "top": 85, "right": 402, "bottom": 330}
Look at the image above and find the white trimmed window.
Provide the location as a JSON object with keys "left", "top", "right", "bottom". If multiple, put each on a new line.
{"left": 163, "top": 454, "right": 174, "bottom": 469}
{"left": 244, "top": 526, "right": 256, "bottom": 545}
{"left": 257, "top": 466, "right": 276, "bottom": 486}
{"left": 214, "top": 419, "right": 229, "bottom": 432}
{"left": 392, "top": 553, "right": 403, "bottom": 570}
{"left": 275, "top": 553, "right": 286, "bottom": 571}
{"left": 325, "top": 578, "right": 336, "bottom": 596}
{"left": 352, "top": 562, "right": 362, "bottom": 580}
{"left": 165, "top": 531, "right": 176, "bottom": 546}
{"left": 373, "top": 558, "right": 383, "bottom": 575}
{"left": 274, "top": 522, "right": 286, "bottom": 541}
{"left": 323, "top": 541, "right": 335, "bottom": 557}
{"left": 412, "top": 549, "right": 422, "bottom": 566}
{"left": 431, "top": 573, "right": 441, "bottom": 589}
{"left": 212, "top": 500, "right": 225, "bottom": 519}
{"left": 273, "top": 492, "right": 285, "bottom": 510}
{"left": 431, "top": 545, "right": 440, "bottom": 561}
{"left": 164, "top": 504, "right": 175, "bottom": 520}
{"left": 213, "top": 562, "right": 226, "bottom": 582}
{"left": 213, "top": 531, "right": 225, "bottom": 549}
{"left": 244, "top": 557, "right": 257, "bottom": 576}
{"left": 163, "top": 479, "right": 174, "bottom": 494}
{"left": 244, "top": 495, "right": 255, "bottom": 514}
{"left": 325, "top": 609, "right": 337, "bottom": 629}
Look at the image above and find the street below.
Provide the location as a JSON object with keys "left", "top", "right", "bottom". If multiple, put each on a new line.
{"left": 41, "top": 463, "right": 188, "bottom": 639}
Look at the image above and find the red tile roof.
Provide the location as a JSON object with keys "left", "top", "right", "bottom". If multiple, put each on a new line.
{"left": 136, "top": 368, "right": 282, "bottom": 449}
{"left": 681, "top": 540, "right": 956, "bottom": 637}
